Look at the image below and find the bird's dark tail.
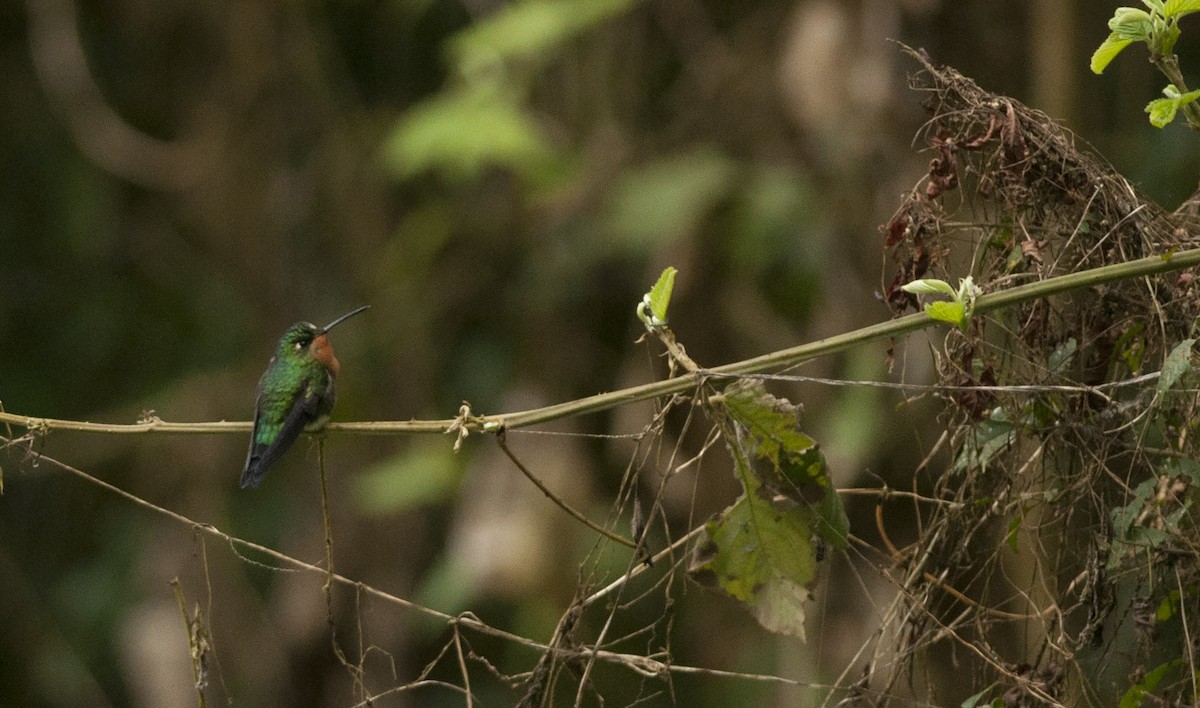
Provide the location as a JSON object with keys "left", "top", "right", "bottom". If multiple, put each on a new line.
{"left": 241, "top": 450, "right": 268, "bottom": 489}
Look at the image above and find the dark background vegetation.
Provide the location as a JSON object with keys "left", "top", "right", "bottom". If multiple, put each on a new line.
{"left": 1, "top": 0, "right": 1197, "bottom": 706}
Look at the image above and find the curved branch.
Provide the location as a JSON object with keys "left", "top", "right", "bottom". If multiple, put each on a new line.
{"left": 25, "top": 0, "right": 215, "bottom": 189}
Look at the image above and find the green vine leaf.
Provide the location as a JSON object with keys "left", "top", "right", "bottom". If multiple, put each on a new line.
{"left": 1109, "top": 7, "right": 1154, "bottom": 40}
{"left": 450, "top": 0, "right": 637, "bottom": 77}
{"left": 1157, "top": 338, "right": 1195, "bottom": 394}
{"left": 1119, "top": 659, "right": 1182, "bottom": 708}
{"left": 722, "top": 382, "right": 849, "bottom": 544}
{"left": 925, "top": 300, "right": 967, "bottom": 327}
{"left": 689, "top": 488, "right": 816, "bottom": 639}
{"left": 384, "top": 82, "right": 555, "bottom": 180}
{"left": 690, "top": 381, "right": 850, "bottom": 640}
{"left": 902, "top": 275, "right": 980, "bottom": 329}
{"left": 953, "top": 413, "right": 1015, "bottom": 474}
{"left": 1048, "top": 338, "right": 1078, "bottom": 374}
{"left": 636, "top": 267, "right": 678, "bottom": 328}
{"left": 1156, "top": 22, "right": 1182, "bottom": 54}
{"left": 1144, "top": 84, "right": 1199, "bottom": 127}
{"left": 1163, "top": 0, "right": 1200, "bottom": 18}
{"left": 1146, "top": 96, "right": 1180, "bottom": 127}
{"left": 900, "top": 278, "right": 957, "bottom": 297}
{"left": 961, "top": 687, "right": 998, "bottom": 708}
{"left": 647, "top": 267, "right": 677, "bottom": 324}
{"left": 721, "top": 381, "right": 812, "bottom": 463}
{"left": 1091, "top": 33, "right": 1135, "bottom": 74}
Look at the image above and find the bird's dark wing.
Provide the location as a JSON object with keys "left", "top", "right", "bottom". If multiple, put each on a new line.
{"left": 240, "top": 387, "right": 320, "bottom": 489}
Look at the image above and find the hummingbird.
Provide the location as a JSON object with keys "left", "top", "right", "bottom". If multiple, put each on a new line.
{"left": 241, "top": 305, "right": 370, "bottom": 489}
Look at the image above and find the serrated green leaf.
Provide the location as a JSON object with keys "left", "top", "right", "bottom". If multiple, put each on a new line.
{"left": 1109, "top": 7, "right": 1153, "bottom": 39}
{"left": 689, "top": 488, "right": 817, "bottom": 640}
{"left": 900, "top": 278, "right": 957, "bottom": 297}
{"left": 720, "top": 381, "right": 848, "bottom": 550}
{"left": 1180, "top": 89, "right": 1200, "bottom": 106}
{"left": 925, "top": 300, "right": 966, "bottom": 326}
{"left": 1157, "top": 338, "right": 1195, "bottom": 394}
{"left": 1163, "top": 0, "right": 1200, "bottom": 18}
{"left": 647, "top": 267, "right": 677, "bottom": 324}
{"left": 1091, "top": 34, "right": 1134, "bottom": 74}
{"left": 721, "top": 381, "right": 812, "bottom": 462}
{"left": 1147, "top": 96, "right": 1180, "bottom": 127}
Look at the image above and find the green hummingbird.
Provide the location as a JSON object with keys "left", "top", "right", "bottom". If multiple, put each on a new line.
{"left": 241, "top": 305, "right": 370, "bottom": 489}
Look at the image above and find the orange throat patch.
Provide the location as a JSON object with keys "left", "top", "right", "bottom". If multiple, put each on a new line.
{"left": 310, "top": 334, "right": 341, "bottom": 375}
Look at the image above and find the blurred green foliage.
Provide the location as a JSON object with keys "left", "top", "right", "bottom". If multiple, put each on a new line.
{"left": 1, "top": 0, "right": 1199, "bottom": 706}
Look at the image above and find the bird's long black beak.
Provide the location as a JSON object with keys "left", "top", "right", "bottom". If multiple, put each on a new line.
{"left": 319, "top": 305, "right": 370, "bottom": 333}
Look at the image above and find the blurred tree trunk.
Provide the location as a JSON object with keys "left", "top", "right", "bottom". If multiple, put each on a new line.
{"left": 1030, "top": 0, "right": 1076, "bottom": 126}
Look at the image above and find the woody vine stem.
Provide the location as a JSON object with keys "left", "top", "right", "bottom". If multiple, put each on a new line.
{"left": 3, "top": 246, "right": 1200, "bottom": 438}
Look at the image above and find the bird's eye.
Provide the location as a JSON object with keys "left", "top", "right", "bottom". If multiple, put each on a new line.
{"left": 295, "top": 338, "right": 311, "bottom": 350}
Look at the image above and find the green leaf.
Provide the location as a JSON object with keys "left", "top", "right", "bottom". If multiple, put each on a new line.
{"left": 1180, "top": 89, "right": 1200, "bottom": 106}
{"left": 1173, "top": 457, "right": 1200, "bottom": 486}
{"left": 721, "top": 381, "right": 812, "bottom": 464}
{"left": 962, "top": 687, "right": 995, "bottom": 708}
{"left": 953, "top": 416, "right": 1015, "bottom": 473}
{"left": 1091, "top": 33, "right": 1134, "bottom": 74}
{"left": 1006, "top": 514, "right": 1021, "bottom": 554}
{"left": 1048, "top": 338, "right": 1078, "bottom": 374}
{"left": 688, "top": 488, "right": 817, "bottom": 640}
{"left": 450, "top": 0, "right": 636, "bottom": 77}
{"left": 1163, "top": 0, "right": 1200, "bottom": 18}
{"left": 720, "top": 381, "right": 849, "bottom": 548}
{"left": 1147, "top": 96, "right": 1181, "bottom": 128}
{"left": 900, "top": 278, "right": 957, "bottom": 297}
{"left": 355, "top": 441, "right": 463, "bottom": 515}
{"left": 925, "top": 300, "right": 966, "bottom": 327}
{"left": 696, "top": 382, "right": 850, "bottom": 639}
{"left": 383, "top": 83, "right": 556, "bottom": 181}
{"left": 1117, "top": 322, "right": 1147, "bottom": 372}
{"left": 1107, "top": 476, "right": 1160, "bottom": 569}
{"left": 646, "top": 267, "right": 677, "bottom": 324}
{"left": 1119, "top": 659, "right": 1182, "bottom": 708}
{"left": 1157, "top": 338, "right": 1195, "bottom": 394}
{"left": 1157, "top": 22, "right": 1183, "bottom": 55}
{"left": 1109, "top": 7, "right": 1153, "bottom": 39}
{"left": 1156, "top": 590, "right": 1181, "bottom": 621}
{"left": 606, "top": 149, "right": 737, "bottom": 247}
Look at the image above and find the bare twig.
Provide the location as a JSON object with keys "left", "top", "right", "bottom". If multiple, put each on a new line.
{"left": 2, "top": 432, "right": 810, "bottom": 687}
{"left": 495, "top": 429, "right": 638, "bottom": 550}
